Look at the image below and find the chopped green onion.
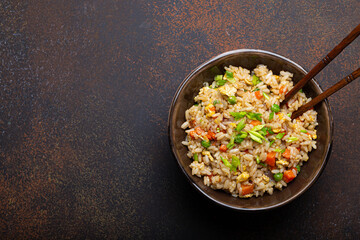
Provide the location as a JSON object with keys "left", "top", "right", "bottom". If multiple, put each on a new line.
{"left": 266, "top": 127, "right": 274, "bottom": 135}
{"left": 225, "top": 71, "right": 235, "bottom": 83}
{"left": 263, "top": 92, "right": 270, "bottom": 100}
{"left": 271, "top": 104, "right": 280, "bottom": 113}
{"left": 296, "top": 165, "right": 301, "bottom": 173}
{"left": 251, "top": 124, "right": 265, "bottom": 132}
{"left": 300, "top": 130, "right": 307, "bottom": 133}
{"left": 227, "top": 134, "right": 236, "bottom": 149}
{"left": 234, "top": 131, "right": 248, "bottom": 143}
{"left": 274, "top": 173, "right": 283, "bottom": 182}
{"left": 287, "top": 113, "right": 292, "bottom": 117}
{"left": 299, "top": 89, "right": 303, "bottom": 93}
{"left": 230, "top": 111, "right": 247, "bottom": 120}
{"left": 259, "top": 162, "right": 267, "bottom": 167}
{"left": 269, "top": 139, "right": 275, "bottom": 147}
{"left": 286, "top": 137, "right": 299, "bottom": 143}
{"left": 249, "top": 130, "right": 266, "bottom": 140}
{"left": 269, "top": 111, "right": 274, "bottom": 121}
{"left": 236, "top": 118, "right": 246, "bottom": 132}
{"left": 213, "top": 100, "right": 220, "bottom": 105}
{"left": 252, "top": 87, "right": 260, "bottom": 92}
{"left": 228, "top": 96, "right": 237, "bottom": 105}
{"left": 249, "top": 131, "right": 263, "bottom": 144}
{"left": 226, "top": 143, "right": 235, "bottom": 149}
{"left": 221, "top": 156, "right": 235, "bottom": 171}
{"left": 193, "top": 153, "right": 198, "bottom": 161}
{"left": 244, "top": 89, "right": 248, "bottom": 92}
{"left": 252, "top": 75, "right": 261, "bottom": 85}
{"left": 201, "top": 140, "right": 211, "bottom": 148}
{"left": 256, "top": 156, "right": 260, "bottom": 164}
{"left": 216, "top": 128, "right": 220, "bottom": 133}
{"left": 274, "top": 149, "right": 286, "bottom": 153}
{"left": 246, "top": 112, "right": 262, "bottom": 121}
{"left": 194, "top": 103, "right": 199, "bottom": 106}
{"left": 258, "top": 127, "right": 268, "bottom": 136}
{"left": 214, "top": 75, "right": 223, "bottom": 81}
{"left": 276, "top": 132, "right": 285, "bottom": 139}
{"left": 231, "top": 156, "right": 240, "bottom": 170}
{"left": 217, "top": 80, "right": 227, "bottom": 86}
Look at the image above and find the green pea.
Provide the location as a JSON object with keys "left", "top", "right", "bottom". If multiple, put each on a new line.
{"left": 274, "top": 173, "right": 283, "bottom": 182}
{"left": 201, "top": 140, "right": 211, "bottom": 148}
{"left": 228, "top": 96, "right": 237, "bottom": 105}
{"left": 271, "top": 104, "right": 280, "bottom": 113}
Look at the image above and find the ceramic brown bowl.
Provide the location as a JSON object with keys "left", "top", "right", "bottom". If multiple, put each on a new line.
{"left": 168, "top": 49, "right": 333, "bottom": 211}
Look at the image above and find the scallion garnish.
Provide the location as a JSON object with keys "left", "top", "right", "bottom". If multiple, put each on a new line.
{"left": 213, "top": 100, "right": 220, "bottom": 105}
{"left": 236, "top": 118, "right": 246, "bottom": 132}
{"left": 246, "top": 112, "right": 262, "bottom": 121}
{"left": 275, "top": 132, "right": 285, "bottom": 139}
{"left": 256, "top": 156, "right": 260, "bottom": 164}
{"left": 286, "top": 137, "right": 299, "bottom": 143}
{"left": 231, "top": 156, "right": 240, "bottom": 171}
{"left": 225, "top": 71, "right": 235, "bottom": 83}
{"left": 263, "top": 92, "right": 270, "bottom": 100}
{"left": 193, "top": 153, "right": 198, "bottom": 161}
{"left": 230, "top": 111, "right": 247, "bottom": 120}
{"left": 269, "top": 139, "right": 275, "bottom": 147}
{"left": 271, "top": 104, "right": 280, "bottom": 113}
{"left": 300, "top": 130, "right": 307, "bottom": 133}
{"left": 269, "top": 111, "right": 274, "bottom": 121}
{"left": 252, "top": 75, "right": 261, "bottom": 85}
{"left": 221, "top": 156, "right": 235, "bottom": 171}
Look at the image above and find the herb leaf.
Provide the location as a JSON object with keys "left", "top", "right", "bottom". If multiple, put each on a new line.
{"left": 230, "top": 112, "right": 247, "bottom": 120}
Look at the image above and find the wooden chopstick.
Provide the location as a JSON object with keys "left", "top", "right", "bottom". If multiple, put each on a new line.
{"left": 281, "top": 23, "right": 360, "bottom": 106}
{"left": 291, "top": 67, "right": 360, "bottom": 119}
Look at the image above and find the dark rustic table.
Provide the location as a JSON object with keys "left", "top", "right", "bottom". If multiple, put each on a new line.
{"left": 1, "top": 1, "right": 359, "bottom": 239}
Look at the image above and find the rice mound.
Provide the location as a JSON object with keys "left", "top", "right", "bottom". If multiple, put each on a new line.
{"left": 181, "top": 64, "right": 318, "bottom": 198}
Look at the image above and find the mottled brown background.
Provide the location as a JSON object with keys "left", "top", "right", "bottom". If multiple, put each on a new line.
{"left": 0, "top": 0, "right": 359, "bottom": 239}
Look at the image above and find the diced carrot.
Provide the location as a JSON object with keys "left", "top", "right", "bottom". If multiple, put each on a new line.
{"left": 189, "top": 131, "right": 196, "bottom": 139}
{"left": 211, "top": 142, "right": 216, "bottom": 146}
{"left": 250, "top": 120, "right": 261, "bottom": 126}
{"left": 283, "top": 170, "right": 296, "bottom": 183}
{"left": 195, "top": 127, "right": 204, "bottom": 135}
{"left": 219, "top": 144, "right": 227, "bottom": 152}
{"left": 189, "top": 119, "right": 196, "bottom": 127}
{"left": 255, "top": 91, "right": 263, "bottom": 99}
{"left": 206, "top": 131, "right": 216, "bottom": 140}
{"left": 282, "top": 149, "right": 291, "bottom": 159}
{"left": 265, "top": 151, "right": 276, "bottom": 167}
{"left": 291, "top": 167, "right": 298, "bottom": 173}
{"left": 241, "top": 184, "right": 254, "bottom": 195}
{"left": 209, "top": 106, "right": 216, "bottom": 112}
{"left": 279, "top": 85, "right": 286, "bottom": 94}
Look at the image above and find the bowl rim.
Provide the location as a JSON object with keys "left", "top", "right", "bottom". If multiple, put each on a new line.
{"left": 168, "top": 49, "right": 334, "bottom": 211}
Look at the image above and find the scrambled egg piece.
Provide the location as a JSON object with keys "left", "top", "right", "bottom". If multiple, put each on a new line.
{"left": 205, "top": 104, "right": 215, "bottom": 118}
{"left": 229, "top": 123, "right": 237, "bottom": 128}
{"left": 276, "top": 159, "right": 289, "bottom": 167}
{"left": 262, "top": 175, "right": 270, "bottom": 183}
{"left": 218, "top": 85, "right": 237, "bottom": 96}
{"left": 236, "top": 172, "right": 249, "bottom": 183}
{"left": 244, "top": 77, "right": 252, "bottom": 85}
{"left": 202, "top": 151, "right": 214, "bottom": 161}
{"left": 312, "top": 134, "right": 317, "bottom": 139}
{"left": 278, "top": 113, "right": 284, "bottom": 121}
{"left": 273, "top": 128, "right": 282, "bottom": 133}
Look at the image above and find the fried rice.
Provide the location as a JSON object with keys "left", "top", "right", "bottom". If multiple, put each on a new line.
{"left": 181, "top": 64, "right": 318, "bottom": 198}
